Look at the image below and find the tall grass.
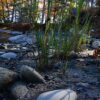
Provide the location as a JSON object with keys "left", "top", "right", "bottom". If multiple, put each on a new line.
{"left": 30, "top": 0, "right": 90, "bottom": 71}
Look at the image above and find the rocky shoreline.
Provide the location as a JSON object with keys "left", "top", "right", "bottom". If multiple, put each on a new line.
{"left": 0, "top": 29, "right": 100, "bottom": 100}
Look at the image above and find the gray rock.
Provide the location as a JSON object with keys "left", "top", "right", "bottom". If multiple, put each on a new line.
{"left": 8, "top": 34, "right": 36, "bottom": 45}
{"left": 92, "top": 40, "right": 100, "bottom": 48}
{"left": 76, "top": 82, "right": 89, "bottom": 88}
{"left": 53, "top": 61, "right": 62, "bottom": 68}
{"left": 0, "top": 52, "right": 17, "bottom": 60}
{"left": 0, "top": 67, "right": 17, "bottom": 89}
{"left": 73, "top": 73, "right": 79, "bottom": 78}
{"left": 11, "top": 82, "right": 28, "bottom": 99}
{"left": 0, "top": 51, "right": 5, "bottom": 55}
{"left": 87, "top": 58, "right": 100, "bottom": 65}
{"left": 37, "top": 89, "right": 77, "bottom": 100}
{"left": 20, "top": 65, "right": 46, "bottom": 83}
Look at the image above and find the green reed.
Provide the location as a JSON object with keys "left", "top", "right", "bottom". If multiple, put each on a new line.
{"left": 30, "top": 0, "right": 90, "bottom": 71}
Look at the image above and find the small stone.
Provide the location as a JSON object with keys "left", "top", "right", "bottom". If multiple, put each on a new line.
{"left": 76, "top": 82, "right": 89, "bottom": 88}
{"left": 92, "top": 40, "right": 100, "bottom": 48}
{"left": 0, "top": 51, "right": 5, "bottom": 55}
{"left": 37, "top": 89, "right": 77, "bottom": 100}
{"left": 0, "top": 67, "right": 17, "bottom": 89}
{"left": 53, "top": 61, "right": 62, "bottom": 68}
{"left": 20, "top": 65, "right": 46, "bottom": 83}
{"left": 73, "top": 73, "right": 79, "bottom": 78}
{"left": 11, "top": 82, "right": 28, "bottom": 99}
{"left": 76, "top": 58, "right": 85, "bottom": 62}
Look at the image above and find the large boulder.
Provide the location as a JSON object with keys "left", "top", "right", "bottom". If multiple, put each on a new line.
{"left": 37, "top": 89, "right": 77, "bottom": 100}
{"left": 11, "top": 82, "right": 28, "bottom": 99}
{"left": 0, "top": 67, "right": 17, "bottom": 89}
{"left": 20, "top": 65, "right": 46, "bottom": 83}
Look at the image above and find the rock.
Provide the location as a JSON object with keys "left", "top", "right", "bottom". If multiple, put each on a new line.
{"left": 0, "top": 52, "right": 17, "bottom": 60}
{"left": 37, "top": 89, "right": 77, "bottom": 100}
{"left": 76, "top": 82, "right": 89, "bottom": 88}
{"left": 76, "top": 58, "right": 85, "bottom": 62}
{"left": 8, "top": 34, "right": 35, "bottom": 45}
{"left": 79, "top": 50, "right": 94, "bottom": 57}
{"left": 0, "top": 51, "right": 5, "bottom": 55}
{"left": 92, "top": 40, "right": 100, "bottom": 48}
{"left": 11, "top": 82, "right": 28, "bottom": 99}
{"left": 20, "top": 65, "right": 46, "bottom": 83}
{"left": 0, "top": 67, "right": 17, "bottom": 89}
{"left": 53, "top": 61, "right": 62, "bottom": 68}
{"left": 73, "top": 73, "right": 79, "bottom": 78}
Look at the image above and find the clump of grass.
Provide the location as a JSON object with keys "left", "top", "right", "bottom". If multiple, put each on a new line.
{"left": 30, "top": 0, "right": 90, "bottom": 71}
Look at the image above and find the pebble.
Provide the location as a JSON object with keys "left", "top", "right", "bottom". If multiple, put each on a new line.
{"left": 76, "top": 82, "right": 89, "bottom": 88}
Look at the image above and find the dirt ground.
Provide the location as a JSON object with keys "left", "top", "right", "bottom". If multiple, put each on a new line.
{"left": 0, "top": 54, "right": 99, "bottom": 100}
